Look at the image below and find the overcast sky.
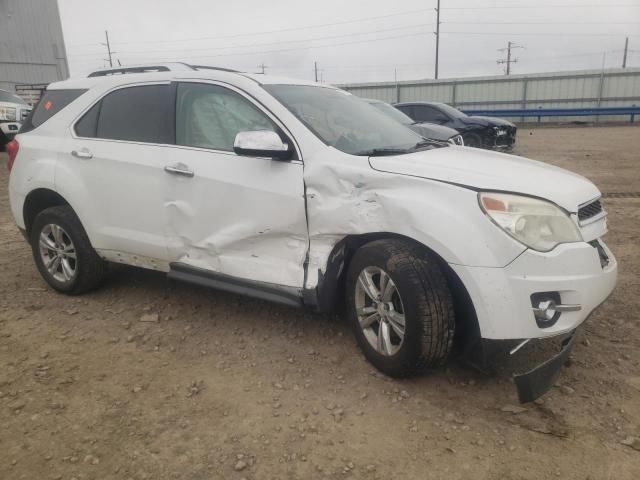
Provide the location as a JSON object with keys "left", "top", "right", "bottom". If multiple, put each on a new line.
{"left": 58, "top": 0, "right": 640, "bottom": 84}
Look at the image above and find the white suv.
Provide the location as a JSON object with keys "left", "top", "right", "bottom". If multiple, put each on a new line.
{"left": 7, "top": 65, "right": 617, "bottom": 402}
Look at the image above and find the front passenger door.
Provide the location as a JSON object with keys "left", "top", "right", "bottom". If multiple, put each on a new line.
{"left": 164, "top": 82, "right": 308, "bottom": 289}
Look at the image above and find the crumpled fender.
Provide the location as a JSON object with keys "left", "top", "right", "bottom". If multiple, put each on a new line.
{"left": 302, "top": 147, "right": 526, "bottom": 291}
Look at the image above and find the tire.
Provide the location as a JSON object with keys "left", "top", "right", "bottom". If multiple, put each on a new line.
{"left": 463, "top": 133, "right": 482, "bottom": 148}
{"left": 30, "top": 205, "right": 106, "bottom": 294}
{"left": 346, "top": 239, "right": 455, "bottom": 378}
{"left": 0, "top": 131, "right": 8, "bottom": 151}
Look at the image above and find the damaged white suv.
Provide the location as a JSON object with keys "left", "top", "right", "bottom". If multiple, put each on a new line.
{"left": 7, "top": 64, "right": 617, "bottom": 401}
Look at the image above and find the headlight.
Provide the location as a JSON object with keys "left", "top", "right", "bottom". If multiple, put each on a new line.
{"left": 479, "top": 192, "right": 582, "bottom": 252}
{"left": 0, "top": 106, "right": 17, "bottom": 122}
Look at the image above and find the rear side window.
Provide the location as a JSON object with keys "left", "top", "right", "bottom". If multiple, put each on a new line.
{"left": 75, "top": 84, "right": 175, "bottom": 144}
{"left": 21, "top": 89, "right": 87, "bottom": 133}
{"left": 74, "top": 103, "right": 101, "bottom": 138}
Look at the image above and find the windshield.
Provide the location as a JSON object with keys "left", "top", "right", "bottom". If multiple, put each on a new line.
{"left": 265, "top": 85, "right": 425, "bottom": 155}
{"left": 0, "top": 90, "right": 27, "bottom": 105}
{"left": 436, "top": 103, "right": 467, "bottom": 119}
{"left": 369, "top": 101, "right": 413, "bottom": 125}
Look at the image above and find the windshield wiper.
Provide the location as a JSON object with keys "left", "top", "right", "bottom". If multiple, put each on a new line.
{"left": 354, "top": 147, "right": 411, "bottom": 157}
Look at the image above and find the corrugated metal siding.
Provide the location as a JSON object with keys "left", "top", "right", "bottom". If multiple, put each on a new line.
{"left": 342, "top": 68, "right": 640, "bottom": 123}
{"left": 0, "top": 0, "right": 69, "bottom": 92}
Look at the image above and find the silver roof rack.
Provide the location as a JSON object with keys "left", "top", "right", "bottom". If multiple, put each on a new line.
{"left": 87, "top": 62, "right": 239, "bottom": 78}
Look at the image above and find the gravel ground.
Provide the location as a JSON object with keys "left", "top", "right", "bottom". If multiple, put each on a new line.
{"left": 1, "top": 125, "right": 639, "bottom": 480}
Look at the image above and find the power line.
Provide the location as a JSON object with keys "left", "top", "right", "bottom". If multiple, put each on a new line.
{"left": 442, "top": 31, "right": 640, "bottom": 37}
{"left": 66, "top": 8, "right": 435, "bottom": 48}
{"left": 68, "top": 30, "right": 434, "bottom": 62}
{"left": 68, "top": 23, "right": 430, "bottom": 58}
{"left": 442, "top": 3, "right": 640, "bottom": 9}
{"left": 445, "top": 21, "right": 640, "bottom": 25}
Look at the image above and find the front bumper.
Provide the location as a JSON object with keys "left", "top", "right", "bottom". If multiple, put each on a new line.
{"left": 451, "top": 239, "right": 617, "bottom": 340}
{"left": 489, "top": 128, "right": 516, "bottom": 150}
{"left": 513, "top": 330, "right": 576, "bottom": 403}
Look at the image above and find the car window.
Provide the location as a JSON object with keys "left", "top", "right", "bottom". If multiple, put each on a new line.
{"left": 369, "top": 102, "right": 413, "bottom": 125}
{"left": 413, "top": 105, "right": 448, "bottom": 123}
{"left": 176, "top": 83, "right": 277, "bottom": 152}
{"left": 265, "top": 85, "right": 423, "bottom": 156}
{"left": 92, "top": 84, "right": 175, "bottom": 144}
{"left": 74, "top": 102, "right": 101, "bottom": 138}
{"left": 395, "top": 105, "right": 413, "bottom": 118}
{"left": 29, "top": 89, "right": 87, "bottom": 129}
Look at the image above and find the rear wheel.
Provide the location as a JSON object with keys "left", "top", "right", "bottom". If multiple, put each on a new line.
{"left": 346, "top": 239, "right": 455, "bottom": 377}
{"left": 30, "top": 206, "right": 106, "bottom": 294}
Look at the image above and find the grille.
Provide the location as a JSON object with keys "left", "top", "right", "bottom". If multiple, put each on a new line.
{"left": 20, "top": 109, "right": 30, "bottom": 122}
{"left": 578, "top": 199, "right": 603, "bottom": 222}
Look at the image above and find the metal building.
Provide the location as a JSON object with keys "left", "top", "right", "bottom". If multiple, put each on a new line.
{"left": 0, "top": 0, "right": 69, "bottom": 95}
{"left": 341, "top": 67, "right": 640, "bottom": 123}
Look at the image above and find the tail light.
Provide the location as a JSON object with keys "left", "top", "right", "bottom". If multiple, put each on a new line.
{"left": 6, "top": 139, "right": 19, "bottom": 172}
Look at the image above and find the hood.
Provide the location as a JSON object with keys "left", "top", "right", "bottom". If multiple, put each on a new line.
{"left": 410, "top": 122, "right": 459, "bottom": 141}
{"left": 464, "top": 115, "right": 515, "bottom": 127}
{"left": 369, "top": 147, "right": 599, "bottom": 212}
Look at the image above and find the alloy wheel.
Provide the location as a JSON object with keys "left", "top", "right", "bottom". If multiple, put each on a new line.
{"left": 38, "top": 224, "right": 77, "bottom": 283}
{"left": 354, "top": 266, "right": 406, "bottom": 356}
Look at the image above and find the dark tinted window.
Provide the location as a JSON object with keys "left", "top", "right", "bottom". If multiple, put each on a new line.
{"left": 395, "top": 105, "right": 413, "bottom": 117}
{"left": 412, "top": 105, "right": 448, "bottom": 123}
{"left": 96, "top": 84, "right": 175, "bottom": 144}
{"left": 29, "top": 89, "right": 87, "bottom": 129}
{"left": 74, "top": 102, "right": 101, "bottom": 138}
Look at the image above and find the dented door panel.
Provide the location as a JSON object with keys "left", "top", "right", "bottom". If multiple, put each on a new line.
{"left": 164, "top": 147, "right": 308, "bottom": 288}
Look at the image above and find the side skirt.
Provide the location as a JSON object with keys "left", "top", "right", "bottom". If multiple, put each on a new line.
{"left": 168, "top": 263, "right": 303, "bottom": 308}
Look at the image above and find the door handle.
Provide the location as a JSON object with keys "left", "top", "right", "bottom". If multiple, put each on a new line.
{"left": 164, "top": 163, "right": 194, "bottom": 177}
{"left": 71, "top": 148, "right": 93, "bottom": 160}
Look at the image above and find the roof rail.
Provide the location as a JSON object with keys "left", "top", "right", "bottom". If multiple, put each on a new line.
{"left": 189, "top": 65, "right": 239, "bottom": 73}
{"left": 87, "top": 62, "right": 240, "bottom": 78}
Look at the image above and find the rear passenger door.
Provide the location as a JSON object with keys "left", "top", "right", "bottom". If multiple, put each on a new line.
{"left": 57, "top": 83, "right": 176, "bottom": 266}
{"left": 164, "top": 81, "right": 308, "bottom": 289}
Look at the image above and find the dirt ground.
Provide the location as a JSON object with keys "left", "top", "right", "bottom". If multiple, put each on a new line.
{"left": 1, "top": 125, "right": 639, "bottom": 480}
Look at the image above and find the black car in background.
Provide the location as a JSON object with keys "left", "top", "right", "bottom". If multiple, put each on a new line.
{"left": 394, "top": 101, "right": 516, "bottom": 150}
{"left": 363, "top": 99, "right": 464, "bottom": 145}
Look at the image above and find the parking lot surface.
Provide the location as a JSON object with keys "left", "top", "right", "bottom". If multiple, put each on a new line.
{"left": 1, "top": 125, "right": 639, "bottom": 479}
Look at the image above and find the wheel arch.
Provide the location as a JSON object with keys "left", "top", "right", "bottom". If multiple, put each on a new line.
{"left": 307, "top": 232, "right": 480, "bottom": 347}
{"left": 23, "top": 188, "right": 71, "bottom": 237}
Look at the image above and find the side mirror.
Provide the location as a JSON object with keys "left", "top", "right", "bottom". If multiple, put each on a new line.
{"left": 233, "top": 130, "right": 292, "bottom": 160}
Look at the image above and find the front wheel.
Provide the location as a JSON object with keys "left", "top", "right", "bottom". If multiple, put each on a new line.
{"left": 463, "top": 133, "right": 482, "bottom": 148}
{"left": 346, "top": 239, "right": 455, "bottom": 377}
{"left": 30, "top": 205, "right": 106, "bottom": 294}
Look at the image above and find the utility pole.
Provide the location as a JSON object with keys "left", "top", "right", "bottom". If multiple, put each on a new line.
{"left": 103, "top": 30, "right": 113, "bottom": 68}
{"left": 314, "top": 61, "right": 318, "bottom": 82}
{"left": 434, "top": 0, "right": 441, "bottom": 79}
{"left": 622, "top": 37, "right": 629, "bottom": 68}
{"left": 258, "top": 63, "right": 268, "bottom": 74}
{"left": 497, "top": 41, "right": 523, "bottom": 75}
